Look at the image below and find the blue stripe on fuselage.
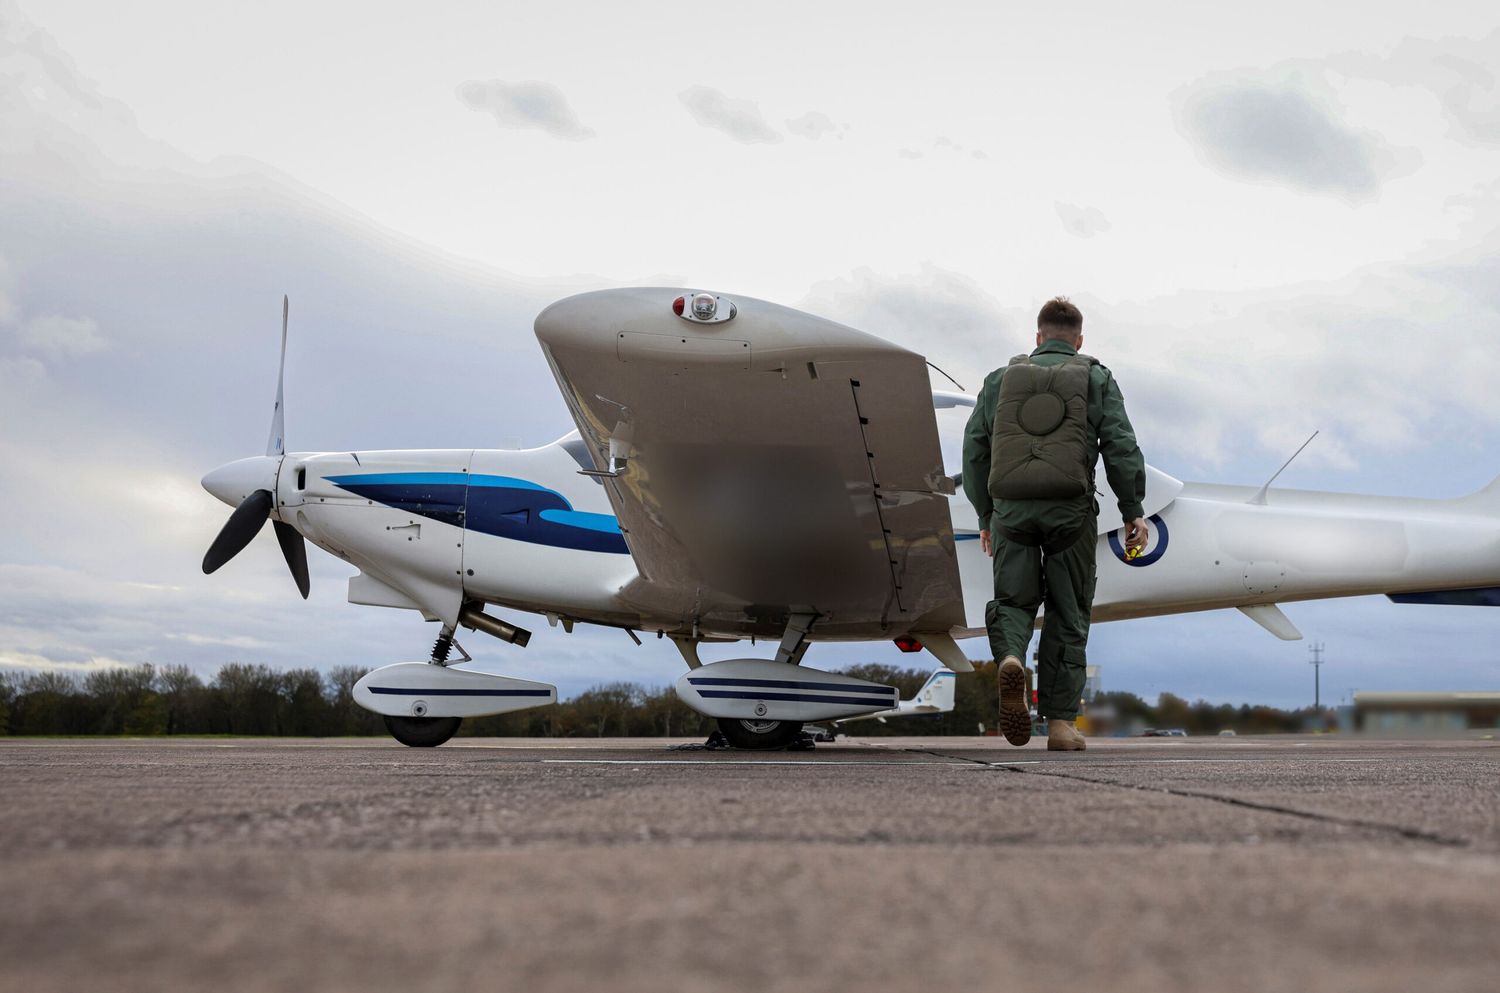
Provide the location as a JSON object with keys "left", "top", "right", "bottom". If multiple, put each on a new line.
{"left": 324, "top": 473, "right": 466, "bottom": 527}
{"left": 325, "top": 472, "right": 629, "bottom": 554}
{"left": 537, "top": 508, "right": 622, "bottom": 534}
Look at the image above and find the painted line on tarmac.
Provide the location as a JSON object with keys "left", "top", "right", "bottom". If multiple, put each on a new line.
{"left": 1006, "top": 757, "right": 1390, "bottom": 766}
{"left": 541, "top": 758, "right": 988, "bottom": 767}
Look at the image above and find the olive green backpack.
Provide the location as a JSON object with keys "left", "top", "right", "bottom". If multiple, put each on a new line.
{"left": 987, "top": 353, "right": 1095, "bottom": 501}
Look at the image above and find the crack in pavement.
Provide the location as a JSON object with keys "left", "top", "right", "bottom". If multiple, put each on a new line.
{"left": 899, "top": 746, "right": 1471, "bottom": 849}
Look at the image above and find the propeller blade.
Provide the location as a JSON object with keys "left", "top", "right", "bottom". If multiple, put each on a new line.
{"left": 273, "top": 520, "right": 311, "bottom": 599}
{"left": 202, "top": 489, "right": 274, "bottom": 574}
{"left": 266, "top": 295, "right": 288, "bottom": 456}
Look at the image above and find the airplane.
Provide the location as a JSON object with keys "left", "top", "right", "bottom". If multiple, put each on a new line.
{"left": 835, "top": 669, "right": 958, "bottom": 725}
{"left": 200, "top": 288, "right": 1500, "bottom": 749}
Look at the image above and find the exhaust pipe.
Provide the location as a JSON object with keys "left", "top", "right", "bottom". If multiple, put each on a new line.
{"left": 458, "top": 604, "right": 532, "bottom": 647}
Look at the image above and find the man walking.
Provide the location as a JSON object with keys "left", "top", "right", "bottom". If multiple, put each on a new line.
{"left": 962, "top": 298, "right": 1148, "bottom": 750}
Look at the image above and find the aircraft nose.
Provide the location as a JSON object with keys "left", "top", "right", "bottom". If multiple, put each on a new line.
{"left": 202, "top": 456, "right": 280, "bottom": 508}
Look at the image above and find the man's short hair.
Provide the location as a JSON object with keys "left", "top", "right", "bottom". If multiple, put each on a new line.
{"left": 1037, "top": 297, "right": 1083, "bottom": 340}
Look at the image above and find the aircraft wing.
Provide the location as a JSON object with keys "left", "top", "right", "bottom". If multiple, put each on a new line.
{"left": 534, "top": 288, "right": 965, "bottom": 639}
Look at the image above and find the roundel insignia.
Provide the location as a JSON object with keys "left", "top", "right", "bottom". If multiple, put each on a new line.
{"left": 1108, "top": 513, "right": 1169, "bottom": 567}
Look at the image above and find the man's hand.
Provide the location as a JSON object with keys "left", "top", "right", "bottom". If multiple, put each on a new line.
{"left": 1124, "top": 517, "right": 1150, "bottom": 555}
{"left": 980, "top": 529, "right": 992, "bottom": 558}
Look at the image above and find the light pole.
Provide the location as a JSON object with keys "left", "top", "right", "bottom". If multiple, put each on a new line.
{"left": 1308, "top": 642, "right": 1325, "bottom": 711}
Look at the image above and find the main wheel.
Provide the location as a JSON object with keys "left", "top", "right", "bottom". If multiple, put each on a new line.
{"left": 384, "top": 715, "right": 462, "bottom": 747}
{"left": 715, "top": 717, "right": 805, "bottom": 750}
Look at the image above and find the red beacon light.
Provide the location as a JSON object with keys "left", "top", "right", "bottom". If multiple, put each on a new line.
{"left": 671, "top": 290, "right": 736, "bottom": 323}
{"left": 893, "top": 636, "right": 923, "bottom": 653}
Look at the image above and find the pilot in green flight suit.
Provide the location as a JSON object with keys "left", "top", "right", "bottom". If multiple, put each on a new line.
{"left": 962, "top": 297, "right": 1149, "bottom": 750}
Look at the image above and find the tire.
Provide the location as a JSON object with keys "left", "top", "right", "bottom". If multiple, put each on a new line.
{"left": 715, "top": 717, "right": 805, "bottom": 750}
{"left": 384, "top": 714, "right": 462, "bottom": 747}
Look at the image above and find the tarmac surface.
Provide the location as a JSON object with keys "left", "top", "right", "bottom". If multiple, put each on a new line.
{"left": 1, "top": 735, "right": 1497, "bottom": 993}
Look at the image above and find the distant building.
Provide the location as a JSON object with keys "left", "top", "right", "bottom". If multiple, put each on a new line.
{"left": 1353, "top": 692, "right": 1500, "bottom": 734}
{"left": 1083, "top": 665, "right": 1101, "bottom": 704}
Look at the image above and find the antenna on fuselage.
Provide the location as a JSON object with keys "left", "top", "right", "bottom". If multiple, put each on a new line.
{"left": 1249, "top": 430, "right": 1319, "bottom": 506}
{"left": 926, "top": 360, "right": 966, "bottom": 392}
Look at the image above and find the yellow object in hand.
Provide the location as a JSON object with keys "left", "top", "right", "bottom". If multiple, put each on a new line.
{"left": 1125, "top": 544, "right": 1142, "bottom": 560}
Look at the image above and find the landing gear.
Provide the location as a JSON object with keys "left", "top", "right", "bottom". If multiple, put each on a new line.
{"left": 382, "top": 630, "right": 463, "bottom": 748}
{"left": 384, "top": 714, "right": 462, "bottom": 747}
{"left": 715, "top": 717, "right": 805, "bottom": 750}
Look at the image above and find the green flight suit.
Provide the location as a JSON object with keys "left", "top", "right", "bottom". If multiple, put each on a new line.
{"left": 961, "top": 339, "right": 1146, "bottom": 720}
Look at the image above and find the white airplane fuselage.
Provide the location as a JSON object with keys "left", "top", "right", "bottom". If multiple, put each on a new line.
{"left": 204, "top": 437, "right": 1500, "bottom": 648}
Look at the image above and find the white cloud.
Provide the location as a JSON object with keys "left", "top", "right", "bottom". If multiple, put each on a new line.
{"left": 931, "top": 135, "right": 988, "bottom": 159}
{"left": 0, "top": 650, "right": 141, "bottom": 673}
{"left": 164, "top": 632, "right": 274, "bottom": 650}
{"left": 1334, "top": 30, "right": 1500, "bottom": 147}
{"left": 897, "top": 148, "right": 923, "bottom": 159}
{"left": 801, "top": 265, "right": 1014, "bottom": 393}
{"left": 457, "top": 79, "right": 595, "bottom": 140}
{"left": 0, "top": 354, "right": 46, "bottom": 391}
{"left": 802, "top": 244, "right": 1500, "bottom": 478}
{"left": 1174, "top": 72, "right": 1417, "bottom": 202}
{"left": 785, "top": 110, "right": 837, "bottom": 140}
{"left": 0, "top": 254, "right": 16, "bottom": 326}
{"left": 15, "top": 313, "right": 105, "bottom": 356}
{"left": 1054, "top": 202, "right": 1112, "bottom": 238}
{"left": 678, "top": 86, "right": 782, "bottom": 144}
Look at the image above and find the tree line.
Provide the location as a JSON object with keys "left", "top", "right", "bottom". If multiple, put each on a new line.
{"left": 0, "top": 661, "right": 1317, "bottom": 737}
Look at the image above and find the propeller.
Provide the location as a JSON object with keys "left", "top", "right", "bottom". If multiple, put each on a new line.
{"left": 203, "top": 488, "right": 275, "bottom": 575}
{"left": 200, "top": 296, "right": 311, "bottom": 599}
{"left": 273, "top": 520, "right": 311, "bottom": 599}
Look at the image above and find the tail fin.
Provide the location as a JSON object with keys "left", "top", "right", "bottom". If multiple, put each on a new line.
{"left": 1473, "top": 474, "right": 1500, "bottom": 507}
{"left": 909, "top": 670, "right": 956, "bottom": 712}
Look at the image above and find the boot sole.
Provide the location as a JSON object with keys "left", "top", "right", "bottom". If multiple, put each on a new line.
{"left": 998, "top": 660, "right": 1031, "bottom": 746}
{"left": 1046, "top": 737, "right": 1087, "bottom": 751}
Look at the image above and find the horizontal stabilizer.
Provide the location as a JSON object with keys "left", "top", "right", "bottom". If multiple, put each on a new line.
{"left": 921, "top": 631, "right": 974, "bottom": 672}
{"left": 1237, "top": 603, "right": 1302, "bottom": 640}
{"left": 1388, "top": 587, "right": 1500, "bottom": 607}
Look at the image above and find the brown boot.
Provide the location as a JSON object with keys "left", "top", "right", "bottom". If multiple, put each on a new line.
{"left": 1047, "top": 718, "right": 1087, "bottom": 751}
{"left": 997, "top": 656, "right": 1031, "bottom": 746}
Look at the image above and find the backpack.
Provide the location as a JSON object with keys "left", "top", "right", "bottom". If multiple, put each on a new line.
{"left": 987, "top": 353, "right": 1095, "bottom": 501}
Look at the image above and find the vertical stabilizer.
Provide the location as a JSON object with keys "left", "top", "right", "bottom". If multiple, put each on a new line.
{"left": 912, "top": 669, "right": 957, "bottom": 712}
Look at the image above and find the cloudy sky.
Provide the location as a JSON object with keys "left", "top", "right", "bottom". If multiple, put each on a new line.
{"left": 3, "top": 0, "right": 1499, "bottom": 708}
